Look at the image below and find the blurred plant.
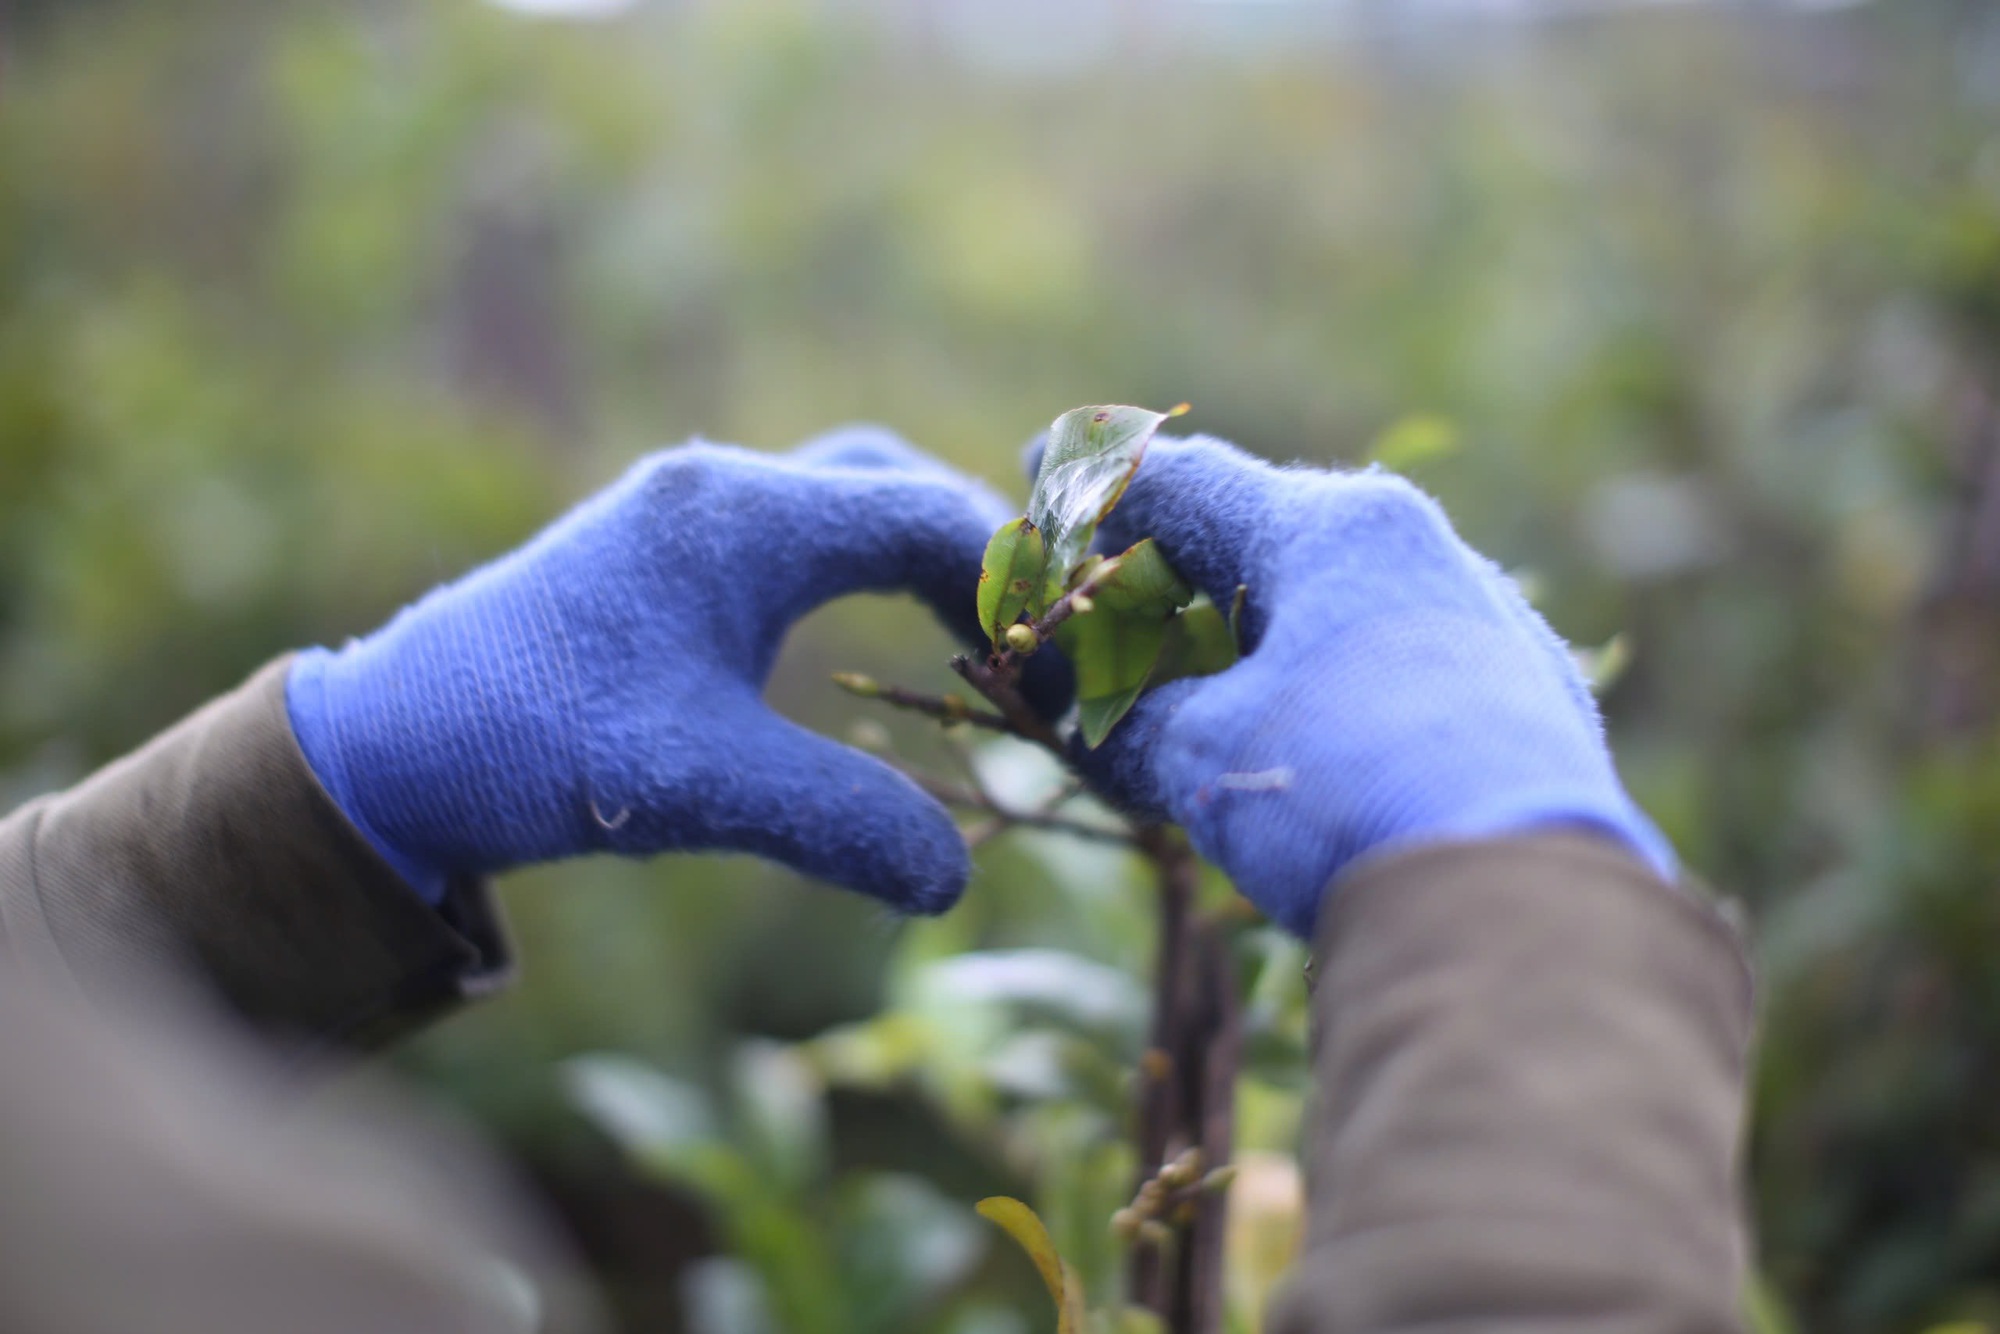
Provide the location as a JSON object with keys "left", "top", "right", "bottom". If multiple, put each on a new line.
{"left": 11, "top": 1, "right": 2000, "bottom": 1328}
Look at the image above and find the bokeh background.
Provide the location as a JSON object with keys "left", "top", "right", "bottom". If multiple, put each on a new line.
{"left": 6, "top": 0, "right": 2000, "bottom": 1330}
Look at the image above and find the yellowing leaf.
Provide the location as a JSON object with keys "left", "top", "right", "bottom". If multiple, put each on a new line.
{"left": 975, "top": 1197, "right": 1087, "bottom": 1334}
{"left": 976, "top": 517, "right": 1047, "bottom": 646}
{"left": 1030, "top": 405, "right": 1176, "bottom": 579}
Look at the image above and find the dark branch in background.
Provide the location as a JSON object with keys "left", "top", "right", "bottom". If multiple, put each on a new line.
{"left": 846, "top": 547, "right": 1245, "bottom": 1332}
{"left": 953, "top": 625, "right": 1244, "bottom": 1334}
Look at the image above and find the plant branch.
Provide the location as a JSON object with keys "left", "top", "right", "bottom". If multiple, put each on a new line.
{"left": 900, "top": 768, "right": 1136, "bottom": 849}
{"left": 992, "top": 558, "right": 1121, "bottom": 676}
{"left": 833, "top": 675, "right": 1017, "bottom": 736}
{"left": 949, "top": 653, "right": 1067, "bottom": 756}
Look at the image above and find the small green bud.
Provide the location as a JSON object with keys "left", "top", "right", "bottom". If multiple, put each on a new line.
{"left": 831, "top": 673, "right": 880, "bottom": 698}
{"left": 1070, "top": 594, "right": 1096, "bottom": 615}
{"left": 1003, "top": 623, "right": 1040, "bottom": 655}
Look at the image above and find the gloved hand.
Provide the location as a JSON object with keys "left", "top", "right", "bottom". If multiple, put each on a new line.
{"left": 288, "top": 428, "right": 1026, "bottom": 912}
{"left": 1075, "top": 435, "right": 1674, "bottom": 938}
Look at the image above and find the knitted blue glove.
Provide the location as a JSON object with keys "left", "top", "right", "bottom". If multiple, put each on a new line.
{"left": 1076, "top": 435, "right": 1675, "bottom": 938}
{"left": 287, "top": 428, "right": 1025, "bottom": 912}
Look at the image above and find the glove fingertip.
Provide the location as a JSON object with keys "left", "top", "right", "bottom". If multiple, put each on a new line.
{"left": 791, "top": 424, "right": 933, "bottom": 472}
{"left": 828, "top": 787, "right": 970, "bottom": 915}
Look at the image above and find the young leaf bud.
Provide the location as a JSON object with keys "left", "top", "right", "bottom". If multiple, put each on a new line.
{"left": 831, "top": 673, "right": 880, "bottom": 699}
{"left": 1070, "top": 594, "right": 1096, "bottom": 615}
{"left": 1003, "top": 623, "right": 1040, "bottom": 655}
{"left": 1161, "top": 1147, "right": 1204, "bottom": 1189}
{"left": 1198, "top": 1164, "right": 1240, "bottom": 1194}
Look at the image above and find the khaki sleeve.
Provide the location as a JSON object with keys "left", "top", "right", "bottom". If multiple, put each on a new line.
{"left": 1270, "top": 833, "right": 1755, "bottom": 1334}
{"left": 0, "top": 658, "right": 512, "bottom": 1048}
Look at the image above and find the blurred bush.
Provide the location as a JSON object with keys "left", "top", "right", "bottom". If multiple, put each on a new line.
{"left": 4, "top": 0, "right": 2000, "bottom": 1329}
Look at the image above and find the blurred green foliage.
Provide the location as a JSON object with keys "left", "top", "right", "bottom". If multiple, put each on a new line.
{"left": 5, "top": 0, "right": 2000, "bottom": 1330}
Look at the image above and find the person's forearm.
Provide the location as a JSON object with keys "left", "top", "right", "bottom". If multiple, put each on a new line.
{"left": 1272, "top": 834, "right": 1754, "bottom": 1334}
{"left": 0, "top": 659, "right": 510, "bottom": 1048}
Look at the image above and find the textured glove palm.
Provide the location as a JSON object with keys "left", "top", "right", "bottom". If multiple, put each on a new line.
{"left": 288, "top": 429, "right": 1020, "bottom": 911}
{"left": 1078, "top": 435, "right": 1675, "bottom": 937}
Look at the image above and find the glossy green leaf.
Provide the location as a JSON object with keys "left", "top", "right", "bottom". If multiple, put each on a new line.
{"left": 1090, "top": 538, "right": 1192, "bottom": 618}
{"left": 975, "top": 1197, "right": 1087, "bottom": 1334}
{"left": 1029, "top": 405, "right": 1176, "bottom": 579}
{"left": 975, "top": 517, "right": 1046, "bottom": 646}
{"left": 1058, "top": 605, "right": 1170, "bottom": 749}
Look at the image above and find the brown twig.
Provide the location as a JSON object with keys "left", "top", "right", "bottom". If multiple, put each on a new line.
{"left": 1183, "top": 917, "right": 1242, "bottom": 1332}
{"left": 900, "top": 769, "right": 1136, "bottom": 849}
{"left": 949, "top": 654, "right": 1067, "bottom": 756}
{"left": 832, "top": 675, "right": 1017, "bottom": 736}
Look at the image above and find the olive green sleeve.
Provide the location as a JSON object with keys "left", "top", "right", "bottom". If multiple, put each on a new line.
{"left": 1272, "top": 833, "right": 1756, "bottom": 1334}
{"left": 0, "top": 658, "right": 512, "bottom": 1048}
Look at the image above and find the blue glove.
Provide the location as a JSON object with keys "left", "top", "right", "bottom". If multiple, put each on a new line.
{"left": 287, "top": 428, "right": 1025, "bottom": 912}
{"left": 1075, "top": 435, "right": 1675, "bottom": 938}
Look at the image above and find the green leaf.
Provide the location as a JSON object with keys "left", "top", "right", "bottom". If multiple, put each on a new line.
{"left": 975, "top": 1197, "right": 1087, "bottom": 1334}
{"left": 1574, "top": 632, "right": 1631, "bottom": 692}
{"left": 975, "top": 517, "right": 1047, "bottom": 646}
{"left": 730, "top": 1040, "right": 827, "bottom": 1191}
{"left": 1366, "top": 412, "right": 1460, "bottom": 471}
{"left": 1154, "top": 596, "right": 1240, "bottom": 684}
{"left": 1075, "top": 691, "right": 1146, "bottom": 750}
{"left": 562, "top": 1053, "right": 717, "bottom": 1156}
{"left": 917, "top": 948, "right": 1148, "bottom": 1037}
{"left": 1090, "top": 538, "right": 1192, "bottom": 618}
{"left": 1029, "top": 405, "right": 1176, "bottom": 581}
{"left": 1057, "top": 606, "right": 1170, "bottom": 749}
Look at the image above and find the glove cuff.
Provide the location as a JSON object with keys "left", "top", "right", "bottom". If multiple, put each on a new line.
{"left": 286, "top": 648, "right": 451, "bottom": 906}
